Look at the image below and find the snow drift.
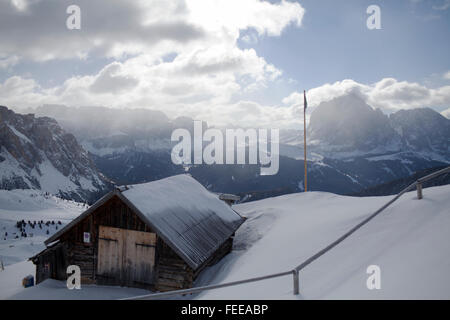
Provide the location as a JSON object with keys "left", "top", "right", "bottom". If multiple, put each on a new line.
{"left": 196, "top": 184, "right": 450, "bottom": 299}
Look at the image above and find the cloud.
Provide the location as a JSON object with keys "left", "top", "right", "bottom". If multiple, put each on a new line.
{"left": 432, "top": 0, "right": 450, "bottom": 10}
{"left": 283, "top": 78, "right": 450, "bottom": 115}
{"left": 0, "top": 47, "right": 284, "bottom": 125}
{"left": 0, "top": 55, "right": 19, "bottom": 69}
{"left": 3, "top": 74, "right": 450, "bottom": 129}
{"left": 444, "top": 71, "right": 450, "bottom": 80}
{"left": 0, "top": 0, "right": 305, "bottom": 128}
{"left": 89, "top": 63, "right": 139, "bottom": 94}
{"left": 0, "top": 0, "right": 304, "bottom": 61}
{"left": 0, "top": 0, "right": 205, "bottom": 61}
{"left": 0, "top": 0, "right": 305, "bottom": 129}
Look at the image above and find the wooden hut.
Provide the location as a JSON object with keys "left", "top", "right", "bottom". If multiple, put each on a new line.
{"left": 30, "top": 175, "right": 245, "bottom": 292}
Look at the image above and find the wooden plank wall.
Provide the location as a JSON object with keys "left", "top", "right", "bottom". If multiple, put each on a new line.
{"left": 60, "top": 196, "right": 153, "bottom": 285}
{"left": 34, "top": 195, "right": 235, "bottom": 291}
{"left": 33, "top": 242, "right": 68, "bottom": 284}
{"left": 97, "top": 226, "right": 156, "bottom": 286}
{"left": 155, "top": 240, "right": 194, "bottom": 292}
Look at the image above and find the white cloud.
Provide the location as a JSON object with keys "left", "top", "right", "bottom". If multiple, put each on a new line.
{"left": 0, "top": 0, "right": 304, "bottom": 62}
{"left": 4, "top": 2, "right": 446, "bottom": 129}
{"left": 0, "top": 55, "right": 19, "bottom": 69}
{"left": 0, "top": 0, "right": 305, "bottom": 128}
{"left": 11, "top": 0, "right": 29, "bottom": 11}
{"left": 443, "top": 71, "right": 450, "bottom": 80}
{"left": 283, "top": 78, "right": 450, "bottom": 116}
{"left": 3, "top": 74, "right": 450, "bottom": 129}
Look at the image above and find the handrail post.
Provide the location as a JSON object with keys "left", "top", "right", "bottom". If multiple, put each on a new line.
{"left": 416, "top": 182, "right": 423, "bottom": 200}
{"left": 292, "top": 269, "right": 299, "bottom": 295}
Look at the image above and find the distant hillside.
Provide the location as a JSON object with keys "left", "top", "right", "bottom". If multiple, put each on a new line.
{"left": 352, "top": 166, "right": 450, "bottom": 197}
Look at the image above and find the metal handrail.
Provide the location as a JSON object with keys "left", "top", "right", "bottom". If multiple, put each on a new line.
{"left": 122, "top": 270, "right": 295, "bottom": 300}
{"left": 417, "top": 166, "right": 450, "bottom": 183}
{"left": 124, "top": 166, "right": 450, "bottom": 300}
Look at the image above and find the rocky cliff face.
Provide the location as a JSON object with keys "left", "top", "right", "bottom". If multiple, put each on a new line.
{"left": 0, "top": 106, "right": 111, "bottom": 203}
{"left": 307, "top": 94, "right": 450, "bottom": 160}
{"left": 308, "top": 94, "right": 402, "bottom": 156}
{"left": 390, "top": 107, "right": 450, "bottom": 155}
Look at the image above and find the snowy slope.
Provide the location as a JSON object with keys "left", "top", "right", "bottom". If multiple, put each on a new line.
{"left": 1, "top": 186, "right": 449, "bottom": 300}
{"left": 0, "top": 190, "right": 86, "bottom": 266}
{"left": 196, "top": 185, "right": 450, "bottom": 299}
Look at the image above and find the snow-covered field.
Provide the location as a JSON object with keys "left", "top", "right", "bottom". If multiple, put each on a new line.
{"left": 1, "top": 185, "right": 449, "bottom": 299}
{"left": 0, "top": 190, "right": 86, "bottom": 266}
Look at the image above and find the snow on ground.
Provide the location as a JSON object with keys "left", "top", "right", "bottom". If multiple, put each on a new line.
{"left": 0, "top": 260, "right": 35, "bottom": 299}
{"left": 196, "top": 185, "right": 450, "bottom": 300}
{"left": 1, "top": 185, "right": 449, "bottom": 299}
{"left": 0, "top": 260, "right": 150, "bottom": 300}
{"left": 0, "top": 190, "right": 86, "bottom": 265}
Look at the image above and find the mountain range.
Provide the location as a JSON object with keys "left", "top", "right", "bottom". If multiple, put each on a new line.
{"left": 1, "top": 93, "right": 448, "bottom": 202}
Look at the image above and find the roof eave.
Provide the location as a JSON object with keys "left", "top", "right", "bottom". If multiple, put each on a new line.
{"left": 44, "top": 190, "right": 117, "bottom": 245}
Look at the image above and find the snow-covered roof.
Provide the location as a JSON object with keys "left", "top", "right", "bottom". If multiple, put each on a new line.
{"left": 45, "top": 174, "right": 245, "bottom": 270}
{"left": 119, "top": 175, "right": 244, "bottom": 269}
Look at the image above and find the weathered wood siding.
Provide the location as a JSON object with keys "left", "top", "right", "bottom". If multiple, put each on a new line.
{"left": 155, "top": 240, "right": 194, "bottom": 292}
{"left": 97, "top": 226, "right": 156, "bottom": 287}
{"left": 34, "top": 195, "right": 236, "bottom": 291}
{"left": 59, "top": 195, "right": 154, "bottom": 286}
{"left": 33, "top": 242, "right": 68, "bottom": 284}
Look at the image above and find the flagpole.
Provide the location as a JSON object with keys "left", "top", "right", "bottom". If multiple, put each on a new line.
{"left": 303, "top": 90, "right": 307, "bottom": 192}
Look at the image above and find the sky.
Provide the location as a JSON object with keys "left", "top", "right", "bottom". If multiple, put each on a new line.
{"left": 0, "top": 0, "right": 449, "bottom": 128}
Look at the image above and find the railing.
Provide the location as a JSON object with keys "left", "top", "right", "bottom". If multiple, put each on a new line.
{"left": 415, "top": 166, "right": 450, "bottom": 199}
{"left": 124, "top": 166, "right": 450, "bottom": 300}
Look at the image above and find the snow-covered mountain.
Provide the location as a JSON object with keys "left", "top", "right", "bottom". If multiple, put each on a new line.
{"left": 305, "top": 94, "right": 450, "bottom": 160}
{"left": 390, "top": 107, "right": 450, "bottom": 155}
{"left": 308, "top": 94, "right": 402, "bottom": 157}
{"left": 24, "top": 98, "right": 450, "bottom": 200}
{"left": 274, "top": 94, "right": 450, "bottom": 193}
{"left": 31, "top": 104, "right": 178, "bottom": 155}
{"left": 0, "top": 106, "right": 111, "bottom": 202}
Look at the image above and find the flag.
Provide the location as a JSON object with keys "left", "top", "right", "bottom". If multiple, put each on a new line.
{"left": 303, "top": 90, "right": 307, "bottom": 110}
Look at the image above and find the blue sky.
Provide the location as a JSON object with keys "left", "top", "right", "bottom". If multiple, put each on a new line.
{"left": 238, "top": 0, "right": 450, "bottom": 105}
{"left": 0, "top": 0, "right": 449, "bottom": 127}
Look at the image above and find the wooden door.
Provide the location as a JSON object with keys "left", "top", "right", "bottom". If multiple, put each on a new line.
{"left": 122, "top": 229, "right": 156, "bottom": 285}
{"left": 98, "top": 226, "right": 123, "bottom": 283}
{"left": 97, "top": 226, "right": 156, "bottom": 286}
